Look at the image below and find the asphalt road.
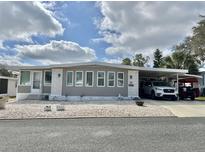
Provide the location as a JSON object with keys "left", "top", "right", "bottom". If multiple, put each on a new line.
{"left": 0, "top": 117, "right": 205, "bottom": 152}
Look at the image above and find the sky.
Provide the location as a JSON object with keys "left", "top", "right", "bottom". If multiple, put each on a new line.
{"left": 0, "top": 1, "right": 205, "bottom": 66}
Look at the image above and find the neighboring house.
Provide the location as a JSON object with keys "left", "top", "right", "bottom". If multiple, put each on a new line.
{"left": 16, "top": 62, "right": 188, "bottom": 101}
{"left": 199, "top": 67, "right": 205, "bottom": 96}
{"left": 0, "top": 76, "right": 18, "bottom": 97}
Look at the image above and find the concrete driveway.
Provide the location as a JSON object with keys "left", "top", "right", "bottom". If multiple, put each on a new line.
{"left": 144, "top": 99, "right": 205, "bottom": 117}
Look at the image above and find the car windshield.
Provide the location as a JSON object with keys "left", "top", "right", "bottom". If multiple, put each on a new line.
{"left": 153, "top": 82, "right": 170, "bottom": 87}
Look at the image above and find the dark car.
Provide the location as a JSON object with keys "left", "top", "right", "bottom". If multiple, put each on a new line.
{"left": 178, "top": 77, "right": 200, "bottom": 100}
{"left": 179, "top": 86, "right": 196, "bottom": 100}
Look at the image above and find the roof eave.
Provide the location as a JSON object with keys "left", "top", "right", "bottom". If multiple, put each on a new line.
{"left": 17, "top": 62, "right": 188, "bottom": 74}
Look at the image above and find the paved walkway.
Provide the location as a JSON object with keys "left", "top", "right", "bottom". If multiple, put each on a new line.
{"left": 144, "top": 99, "right": 205, "bottom": 117}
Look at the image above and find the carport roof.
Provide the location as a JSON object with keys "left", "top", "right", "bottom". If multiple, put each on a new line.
{"left": 17, "top": 61, "right": 188, "bottom": 74}
{"left": 139, "top": 71, "right": 202, "bottom": 79}
{"left": 179, "top": 74, "right": 202, "bottom": 79}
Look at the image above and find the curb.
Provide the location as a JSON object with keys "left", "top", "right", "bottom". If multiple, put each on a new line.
{"left": 0, "top": 116, "right": 178, "bottom": 121}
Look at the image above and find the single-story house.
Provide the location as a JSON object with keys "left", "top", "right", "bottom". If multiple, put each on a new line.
{"left": 16, "top": 62, "right": 191, "bottom": 101}
{"left": 0, "top": 76, "right": 18, "bottom": 97}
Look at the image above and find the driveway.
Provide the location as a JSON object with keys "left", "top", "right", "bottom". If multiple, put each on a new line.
{"left": 0, "top": 118, "right": 205, "bottom": 151}
{"left": 144, "top": 99, "right": 205, "bottom": 117}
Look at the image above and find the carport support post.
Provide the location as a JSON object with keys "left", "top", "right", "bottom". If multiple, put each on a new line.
{"left": 176, "top": 73, "right": 179, "bottom": 100}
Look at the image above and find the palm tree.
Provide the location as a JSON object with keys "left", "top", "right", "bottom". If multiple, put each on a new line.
{"left": 164, "top": 51, "right": 199, "bottom": 74}
{"left": 164, "top": 51, "right": 186, "bottom": 69}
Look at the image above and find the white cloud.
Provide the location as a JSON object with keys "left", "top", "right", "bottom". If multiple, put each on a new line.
{"left": 15, "top": 40, "right": 97, "bottom": 65}
{"left": 0, "top": 41, "right": 4, "bottom": 49}
{"left": 97, "top": 2, "right": 205, "bottom": 57}
{"left": 0, "top": 2, "right": 63, "bottom": 42}
{"left": 0, "top": 2, "right": 97, "bottom": 66}
{"left": 102, "top": 57, "right": 122, "bottom": 64}
{"left": 0, "top": 55, "right": 24, "bottom": 66}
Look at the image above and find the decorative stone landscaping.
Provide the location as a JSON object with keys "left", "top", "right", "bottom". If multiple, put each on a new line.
{"left": 0, "top": 100, "right": 174, "bottom": 119}
{"left": 0, "top": 96, "right": 8, "bottom": 109}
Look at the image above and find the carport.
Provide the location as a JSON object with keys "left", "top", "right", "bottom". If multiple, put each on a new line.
{"left": 137, "top": 67, "right": 189, "bottom": 99}
{"left": 139, "top": 67, "right": 188, "bottom": 83}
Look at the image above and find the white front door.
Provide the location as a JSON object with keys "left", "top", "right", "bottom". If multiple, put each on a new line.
{"left": 31, "top": 71, "right": 42, "bottom": 94}
{"left": 128, "top": 70, "right": 139, "bottom": 97}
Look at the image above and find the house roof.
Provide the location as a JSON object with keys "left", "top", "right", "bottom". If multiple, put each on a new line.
{"left": 0, "top": 76, "right": 18, "bottom": 80}
{"left": 18, "top": 61, "right": 188, "bottom": 74}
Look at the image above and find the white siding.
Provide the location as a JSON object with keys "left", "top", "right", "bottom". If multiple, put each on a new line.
{"left": 128, "top": 70, "right": 139, "bottom": 97}
{"left": 51, "top": 69, "right": 63, "bottom": 96}
{"left": 7, "top": 79, "right": 17, "bottom": 96}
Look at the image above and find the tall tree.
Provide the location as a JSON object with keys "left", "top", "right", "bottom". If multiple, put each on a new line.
{"left": 164, "top": 51, "right": 185, "bottom": 69}
{"left": 122, "top": 58, "right": 132, "bottom": 65}
{"left": 174, "top": 37, "right": 200, "bottom": 74}
{"left": 192, "top": 15, "right": 205, "bottom": 63}
{"left": 164, "top": 51, "right": 199, "bottom": 74}
{"left": 153, "top": 49, "right": 163, "bottom": 68}
{"left": 133, "top": 53, "right": 149, "bottom": 67}
{"left": 187, "top": 60, "right": 199, "bottom": 74}
{"left": 0, "top": 65, "right": 12, "bottom": 77}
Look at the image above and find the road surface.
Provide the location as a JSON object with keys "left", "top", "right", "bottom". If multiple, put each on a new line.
{"left": 0, "top": 117, "right": 205, "bottom": 151}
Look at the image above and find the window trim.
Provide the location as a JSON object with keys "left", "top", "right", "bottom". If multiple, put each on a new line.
{"left": 97, "top": 71, "right": 105, "bottom": 87}
{"left": 66, "top": 71, "right": 74, "bottom": 87}
{"left": 107, "top": 71, "right": 115, "bottom": 87}
{"left": 31, "top": 70, "right": 42, "bottom": 91}
{"left": 44, "top": 70, "right": 52, "bottom": 86}
{"left": 75, "top": 71, "right": 84, "bottom": 87}
{"left": 20, "top": 70, "right": 31, "bottom": 86}
{"left": 117, "top": 72, "right": 124, "bottom": 87}
{"left": 85, "top": 71, "right": 94, "bottom": 87}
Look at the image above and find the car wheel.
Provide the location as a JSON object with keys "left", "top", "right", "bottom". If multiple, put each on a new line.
{"left": 141, "top": 90, "right": 145, "bottom": 98}
{"left": 151, "top": 91, "right": 155, "bottom": 100}
{"left": 191, "top": 92, "right": 196, "bottom": 100}
{"left": 172, "top": 97, "right": 177, "bottom": 101}
{"left": 191, "top": 95, "right": 195, "bottom": 100}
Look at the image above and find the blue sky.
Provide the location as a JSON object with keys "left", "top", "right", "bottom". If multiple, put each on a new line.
{"left": 54, "top": 2, "right": 110, "bottom": 59}
{"left": 0, "top": 1, "right": 110, "bottom": 65}
{"left": 0, "top": 1, "right": 205, "bottom": 66}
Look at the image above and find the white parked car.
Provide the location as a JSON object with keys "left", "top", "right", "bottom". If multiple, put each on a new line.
{"left": 142, "top": 81, "right": 178, "bottom": 100}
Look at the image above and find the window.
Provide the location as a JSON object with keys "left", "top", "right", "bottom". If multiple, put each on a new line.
{"left": 108, "top": 72, "right": 115, "bottom": 87}
{"left": 145, "top": 81, "right": 152, "bottom": 87}
{"left": 66, "top": 71, "right": 73, "bottom": 86}
{"left": 20, "top": 71, "right": 30, "bottom": 85}
{"left": 97, "top": 71, "right": 105, "bottom": 87}
{"left": 117, "top": 72, "right": 124, "bottom": 87}
{"left": 75, "top": 71, "right": 83, "bottom": 87}
{"left": 44, "top": 71, "right": 52, "bottom": 85}
{"left": 85, "top": 71, "right": 93, "bottom": 87}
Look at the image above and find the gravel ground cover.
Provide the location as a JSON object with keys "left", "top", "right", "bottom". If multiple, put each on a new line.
{"left": 0, "top": 100, "right": 174, "bottom": 119}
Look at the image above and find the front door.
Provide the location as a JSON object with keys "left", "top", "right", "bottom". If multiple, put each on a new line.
{"left": 31, "top": 71, "right": 42, "bottom": 94}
